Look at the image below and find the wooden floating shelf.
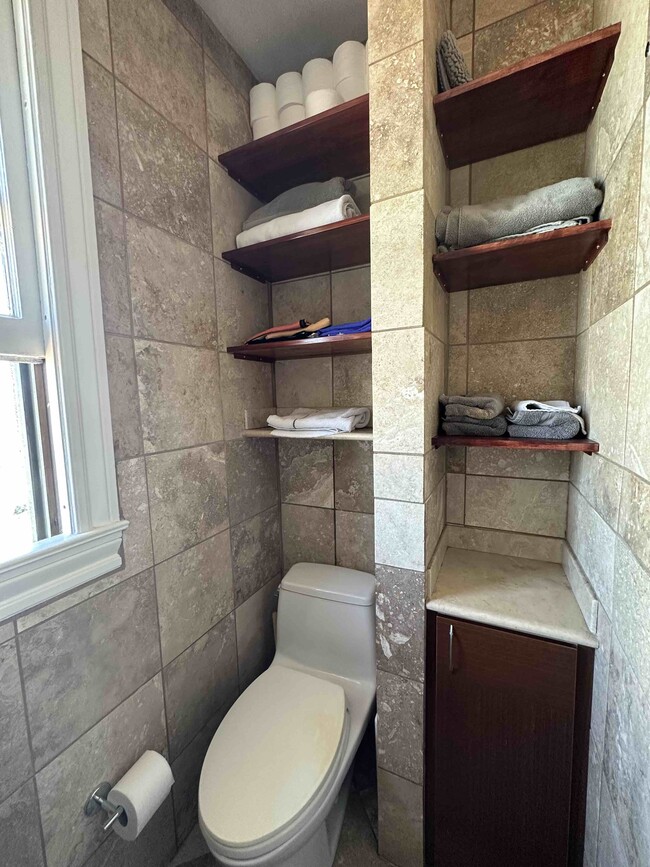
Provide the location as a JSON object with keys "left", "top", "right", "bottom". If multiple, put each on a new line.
{"left": 219, "top": 95, "right": 369, "bottom": 201}
{"left": 433, "top": 23, "right": 620, "bottom": 169}
{"left": 222, "top": 215, "right": 370, "bottom": 284}
{"left": 433, "top": 220, "right": 610, "bottom": 292}
{"left": 227, "top": 332, "right": 372, "bottom": 362}
{"left": 243, "top": 427, "right": 373, "bottom": 441}
{"left": 432, "top": 435, "right": 599, "bottom": 455}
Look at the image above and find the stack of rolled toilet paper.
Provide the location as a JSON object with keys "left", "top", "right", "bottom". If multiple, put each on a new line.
{"left": 250, "top": 82, "right": 279, "bottom": 140}
{"left": 276, "top": 71, "right": 306, "bottom": 128}
{"left": 302, "top": 58, "right": 341, "bottom": 118}
{"left": 333, "top": 41, "right": 368, "bottom": 101}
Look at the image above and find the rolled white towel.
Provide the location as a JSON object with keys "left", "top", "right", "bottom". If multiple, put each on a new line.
{"left": 267, "top": 407, "right": 371, "bottom": 435}
{"left": 236, "top": 195, "right": 361, "bottom": 248}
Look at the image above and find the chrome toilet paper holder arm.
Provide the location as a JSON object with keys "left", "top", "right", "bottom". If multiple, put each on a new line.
{"left": 85, "top": 782, "right": 125, "bottom": 832}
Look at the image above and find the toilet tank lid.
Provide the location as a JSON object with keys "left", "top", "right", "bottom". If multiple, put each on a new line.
{"left": 281, "top": 562, "right": 375, "bottom": 606}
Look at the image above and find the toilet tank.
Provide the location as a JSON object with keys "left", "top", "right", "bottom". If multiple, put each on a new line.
{"left": 275, "top": 563, "right": 375, "bottom": 684}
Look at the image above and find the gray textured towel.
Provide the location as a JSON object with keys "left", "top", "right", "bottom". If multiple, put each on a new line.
{"left": 436, "top": 31, "right": 471, "bottom": 91}
{"left": 442, "top": 416, "right": 507, "bottom": 437}
{"left": 441, "top": 394, "right": 505, "bottom": 420}
{"left": 436, "top": 177, "right": 603, "bottom": 251}
{"left": 508, "top": 416, "right": 582, "bottom": 440}
{"left": 507, "top": 408, "right": 586, "bottom": 435}
{"left": 243, "top": 178, "right": 355, "bottom": 230}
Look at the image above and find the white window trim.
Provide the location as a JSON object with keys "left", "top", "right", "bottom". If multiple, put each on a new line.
{"left": 0, "top": 0, "right": 127, "bottom": 620}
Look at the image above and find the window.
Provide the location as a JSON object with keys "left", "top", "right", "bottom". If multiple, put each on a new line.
{"left": 0, "top": 0, "right": 126, "bottom": 620}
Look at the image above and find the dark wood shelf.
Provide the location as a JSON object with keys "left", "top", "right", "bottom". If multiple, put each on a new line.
{"left": 433, "top": 220, "right": 610, "bottom": 292}
{"left": 222, "top": 215, "right": 370, "bottom": 284}
{"left": 433, "top": 24, "right": 620, "bottom": 169}
{"left": 227, "top": 332, "right": 371, "bottom": 362}
{"left": 218, "top": 95, "right": 369, "bottom": 201}
{"left": 432, "top": 435, "right": 599, "bottom": 454}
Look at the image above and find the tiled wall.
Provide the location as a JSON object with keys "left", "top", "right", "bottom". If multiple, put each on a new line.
{"left": 368, "top": 0, "right": 449, "bottom": 863}
{"left": 445, "top": 0, "right": 594, "bottom": 563}
{"left": 0, "top": 1, "right": 281, "bottom": 864}
{"left": 568, "top": 0, "right": 650, "bottom": 864}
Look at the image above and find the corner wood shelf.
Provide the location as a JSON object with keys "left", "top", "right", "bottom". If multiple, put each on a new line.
{"left": 432, "top": 435, "right": 599, "bottom": 455}
{"left": 433, "top": 220, "right": 610, "bottom": 292}
{"left": 243, "top": 427, "right": 373, "bottom": 442}
{"left": 433, "top": 23, "right": 620, "bottom": 169}
{"left": 222, "top": 215, "right": 370, "bottom": 284}
{"left": 218, "top": 95, "right": 369, "bottom": 201}
{"left": 227, "top": 332, "right": 371, "bottom": 363}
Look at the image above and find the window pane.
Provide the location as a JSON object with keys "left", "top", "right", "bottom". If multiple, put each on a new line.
{"left": 0, "top": 122, "right": 20, "bottom": 319}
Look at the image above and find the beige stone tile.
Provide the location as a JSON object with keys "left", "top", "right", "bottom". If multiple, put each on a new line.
{"left": 105, "top": 335, "right": 143, "bottom": 460}
{"left": 636, "top": 102, "right": 650, "bottom": 291}
{"left": 205, "top": 56, "right": 251, "bottom": 161}
{"left": 625, "top": 285, "right": 650, "bottom": 480}
{"left": 570, "top": 453, "right": 622, "bottom": 528}
{"left": 589, "top": 604, "right": 612, "bottom": 754}
{"left": 373, "top": 328, "right": 425, "bottom": 454}
{"left": 446, "top": 472, "right": 464, "bottom": 523}
{"left": 465, "top": 476, "right": 568, "bottom": 536}
{"left": 470, "top": 133, "right": 585, "bottom": 203}
{"left": 370, "top": 43, "right": 423, "bottom": 203}
{"left": 219, "top": 351, "right": 273, "bottom": 440}
{"left": 447, "top": 344, "right": 467, "bottom": 394}
{"left": 117, "top": 84, "right": 211, "bottom": 251}
{"left": 162, "top": 0, "right": 203, "bottom": 42}
{"left": 226, "top": 438, "right": 278, "bottom": 526}
{"left": 374, "top": 453, "right": 424, "bottom": 503}
{"left": 448, "top": 290, "right": 467, "bottom": 345}
{"left": 135, "top": 340, "right": 222, "bottom": 452}
{"left": 333, "top": 354, "right": 373, "bottom": 407}
{"left": 0, "top": 640, "right": 32, "bottom": 803}
{"left": 473, "top": 0, "right": 592, "bottom": 76}
{"left": 467, "top": 337, "right": 575, "bottom": 403}
{"left": 278, "top": 439, "right": 334, "bottom": 508}
{"left": 116, "top": 457, "right": 153, "bottom": 579}
{"left": 449, "top": 165, "right": 470, "bottom": 207}
{"left": 210, "top": 160, "right": 259, "bottom": 255}
{"left": 272, "top": 274, "right": 331, "bottom": 325}
{"left": 235, "top": 575, "right": 281, "bottom": 691}
{"left": 575, "top": 329, "right": 589, "bottom": 410}
{"left": 231, "top": 507, "right": 281, "bottom": 605}
{"left": 367, "top": 0, "right": 423, "bottom": 64}
{"left": 351, "top": 174, "right": 371, "bottom": 215}
{"left": 79, "top": 0, "right": 111, "bottom": 70}
{"left": 281, "top": 504, "right": 335, "bottom": 572}
{"left": 371, "top": 190, "right": 425, "bottom": 330}
{"left": 613, "top": 540, "right": 650, "bottom": 697}
{"left": 577, "top": 269, "right": 591, "bottom": 335}
{"left": 275, "top": 357, "right": 333, "bottom": 408}
{"left": 467, "top": 447, "right": 570, "bottom": 480}
{"left": 375, "top": 499, "right": 425, "bottom": 571}
{"left": 110, "top": 0, "right": 205, "bottom": 149}
{"left": 446, "top": 445, "right": 466, "bottom": 473}
{"left": 332, "top": 267, "right": 371, "bottom": 323}
{"left": 591, "top": 114, "right": 643, "bottom": 323}
{"left": 475, "top": 0, "right": 546, "bottom": 31}
{"left": 376, "top": 564, "right": 425, "bottom": 681}
{"left": 377, "top": 671, "right": 423, "bottom": 784}
{"left": 619, "top": 471, "right": 650, "bottom": 575}
{"left": 586, "top": 300, "right": 632, "bottom": 464}
{"left": 425, "top": 476, "right": 446, "bottom": 566}
{"left": 215, "top": 259, "right": 270, "bottom": 351}
{"left": 426, "top": 333, "right": 445, "bottom": 446}
{"left": 446, "top": 524, "right": 563, "bottom": 561}
{"left": 452, "top": 0, "right": 474, "bottom": 36}
{"left": 468, "top": 276, "right": 578, "bottom": 343}
{"left": 127, "top": 215, "right": 216, "bottom": 347}
{"left": 83, "top": 55, "right": 121, "bottom": 208}
{"left": 334, "top": 441, "right": 374, "bottom": 513}
{"left": 567, "top": 486, "right": 616, "bottom": 615}
{"left": 335, "top": 510, "right": 375, "bottom": 573}
{"left": 377, "top": 769, "right": 423, "bottom": 867}
{"left": 0, "top": 780, "right": 45, "bottom": 867}
{"left": 425, "top": 444, "right": 446, "bottom": 499}
{"left": 201, "top": 12, "right": 255, "bottom": 98}
{"left": 94, "top": 200, "right": 130, "bottom": 335}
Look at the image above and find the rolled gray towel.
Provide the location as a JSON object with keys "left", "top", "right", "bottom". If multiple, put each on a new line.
{"left": 507, "top": 408, "right": 586, "bottom": 435}
{"left": 435, "top": 177, "right": 603, "bottom": 251}
{"left": 441, "top": 394, "right": 505, "bottom": 420}
{"left": 442, "top": 416, "right": 507, "bottom": 437}
{"left": 508, "top": 416, "right": 582, "bottom": 440}
{"left": 243, "top": 178, "right": 355, "bottom": 231}
{"left": 437, "top": 31, "right": 471, "bottom": 91}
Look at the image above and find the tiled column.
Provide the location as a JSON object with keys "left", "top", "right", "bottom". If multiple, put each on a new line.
{"left": 368, "top": 0, "right": 449, "bottom": 864}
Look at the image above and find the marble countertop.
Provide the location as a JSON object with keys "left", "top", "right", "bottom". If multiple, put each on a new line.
{"left": 426, "top": 547, "right": 598, "bottom": 648}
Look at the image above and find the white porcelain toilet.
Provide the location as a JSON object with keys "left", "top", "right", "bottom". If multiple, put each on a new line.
{"left": 198, "top": 562, "right": 376, "bottom": 867}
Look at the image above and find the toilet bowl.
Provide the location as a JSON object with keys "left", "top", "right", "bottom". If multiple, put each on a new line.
{"left": 198, "top": 563, "right": 376, "bottom": 866}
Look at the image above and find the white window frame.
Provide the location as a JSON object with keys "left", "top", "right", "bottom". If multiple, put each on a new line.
{"left": 0, "top": 0, "right": 127, "bottom": 620}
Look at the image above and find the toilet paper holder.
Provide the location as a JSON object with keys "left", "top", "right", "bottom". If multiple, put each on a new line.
{"left": 85, "top": 782, "right": 126, "bottom": 832}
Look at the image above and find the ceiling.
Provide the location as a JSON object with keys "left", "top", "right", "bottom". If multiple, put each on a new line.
{"left": 197, "top": 0, "right": 367, "bottom": 83}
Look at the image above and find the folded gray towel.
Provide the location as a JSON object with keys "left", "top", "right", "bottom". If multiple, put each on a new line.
{"left": 436, "top": 177, "right": 603, "bottom": 251}
{"left": 507, "top": 408, "right": 587, "bottom": 435}
{"left": 243, "top": 178, "right": 355, "bottom": 231}
{"left": 442, "top": 416, "right": 507, "bottom": 437}
{"left": 508, "top": 416, "right": 582, "bottom": 440}
{"left": 436, "top": 31, "right": 471, "bottom": 92}
{"left": 441, "top": 394, "right": 505, "bottom": 420}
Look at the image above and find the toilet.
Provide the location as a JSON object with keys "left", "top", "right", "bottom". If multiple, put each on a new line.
{"left": 198, "top": 562, "right": 376, "bottom": 866}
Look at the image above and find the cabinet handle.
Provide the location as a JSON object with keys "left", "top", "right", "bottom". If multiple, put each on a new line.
{"left": 449, "top": 623, "right": 454, "bottom": 672}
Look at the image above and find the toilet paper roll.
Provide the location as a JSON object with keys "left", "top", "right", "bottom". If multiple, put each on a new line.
{"left": 252, "top": 115, "right": 280, "bottom": 139}
{"left": 249, "top": 82, "right": 276, "bottom": 123}
{"left": 108, "top": 751, "right": 174, "bottom": 842}
{"left": 276, "top": 71, "right": 304, "bottom": 109}
{"left": 305, "top": 88, "right": 342, "bottom": 118}
{"left": 336, "top": 75, "right": 368, "bottom": 102}
{"left": 279, "top": 103, "right": 306, "bottom": 128}
{"left": 333, "top": 41, "right": 366, "bottom": 83}
{"left": 302, "top": 58, "right": 335, "bottom": 95}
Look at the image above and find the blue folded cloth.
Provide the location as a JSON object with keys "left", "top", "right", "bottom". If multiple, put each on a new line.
{"left": 317, "top": 318, "right": 371, "bottom": 336}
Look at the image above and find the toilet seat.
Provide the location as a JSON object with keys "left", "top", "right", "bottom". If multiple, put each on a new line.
{"left": 199, "top": 665, "right": 349, "bottom": 858}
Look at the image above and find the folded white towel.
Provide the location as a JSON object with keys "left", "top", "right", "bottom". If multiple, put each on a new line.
{"left": 267, "top": 407, "right": 371, "bottom": 436}
{"left": 511, "top": 400, "right": 582, "bottom": 414}
{"left": 236, "top": 195, "right": 361, "bottom": 248}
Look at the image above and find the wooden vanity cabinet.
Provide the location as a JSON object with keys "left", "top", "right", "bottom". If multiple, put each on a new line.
{"left": 425, "top": 612, "right": 594, "bottom": 867}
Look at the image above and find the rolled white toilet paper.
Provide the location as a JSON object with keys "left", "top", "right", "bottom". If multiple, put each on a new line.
{"left": 336, "top": 76, "right": 368, "bottom": 102}
{"left": 249, "top": 82, "right": 276, "bottom": 123}
{"left": 276, "top": 71, "right": 303, "bottom": 110}
{"left": 279, "top": 103, "right": 306, "bottom": 128}
{"left": 252, "top": 115, "right": 280, "bottom": 139}
{"left": 333, "top": 41, "right": 366, "bottom": 82}
{"left": 305, "top": 88, "right": 342, "bottom": 117}
{"left": 108, "top": 751, "right": 174, "bottom": 842}
{"left": 302, "top": 58, "right": 335, "bottom": 95}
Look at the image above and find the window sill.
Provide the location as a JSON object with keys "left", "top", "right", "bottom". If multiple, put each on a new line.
{"left": 0, "top": 520, "right": 128, "bottom": 621}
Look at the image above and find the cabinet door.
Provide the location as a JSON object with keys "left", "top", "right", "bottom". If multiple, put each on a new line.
{"left": 432, "top": 616, "right": 577, "bottom": 867}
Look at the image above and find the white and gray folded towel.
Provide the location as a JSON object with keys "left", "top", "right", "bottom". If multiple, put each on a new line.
{"left": 236, "top": 195, "right": 361, "bottom": 248}
{"left": 507, "top": 405, "right": 587, "bottom": 436}
{"left": 267, "top": 407, "right": 371, "bottom": 437}
{"left": 242, "top": 178, "right": 355, "bottom": 231}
